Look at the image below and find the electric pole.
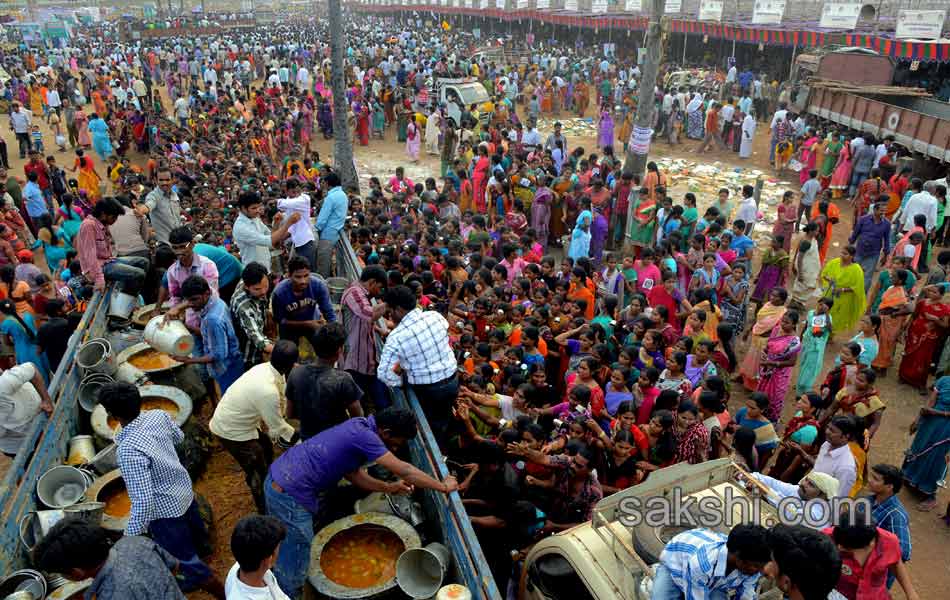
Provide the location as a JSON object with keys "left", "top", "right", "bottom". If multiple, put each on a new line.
{"left": 622, "top": 0, "right": 665, "bottom": 179}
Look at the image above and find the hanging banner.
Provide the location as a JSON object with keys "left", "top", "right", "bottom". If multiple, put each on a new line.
{"left": 819, "top": 2, "right": 861, "bottom": 29}
{"left": 624, "top": 0, "right": 641, "bottom": 10}
{"left": 698, "top": 0, "right": 723, "bottom": 22}
{"left": 517, "top": 0, "right": 529, "bottom": 8}
{"left": 565, "top": 0, "right": 578, "bottom": 11}
{"left": 752, "top": 0, "right": 785, "bottom": 25}
{"left": 629, "top": 125, "right": 653, "bottom": 155}
{"left": 495, "top": 0, "right": 505, "bottom": 8}
{"left": 592, "top": 0, "right": 608, "bottom": 13}
{"left": 896, "top": 10, "right": 946, "bottom": 40}
{"left": 465, "top": 0, "right": 473, "bottom": 6}
{"left": 664, "top": 0, "right": 682, "bottom": 13}
{"left": 536, "top": 0, "right": 549, "bottom": 7}
{"left": 479, "top": 0, "right": 488, "bottom": 8}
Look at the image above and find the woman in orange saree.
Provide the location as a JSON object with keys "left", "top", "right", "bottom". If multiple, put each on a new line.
{"left": 810, "top": 199, "right": 840, "bottom": 264}
{"left": 739, "top": 288, "right": 789, "bottom": 391}
{"left": 870, "top": 271, "right": 912, "bottom": 374}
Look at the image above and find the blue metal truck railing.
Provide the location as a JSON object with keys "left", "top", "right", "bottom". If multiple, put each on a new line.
{"left": 336, "top": 238, "right": 503, "bottom": 600}
{"left": 0, "top": 289, "right": 113, "bottom": 574}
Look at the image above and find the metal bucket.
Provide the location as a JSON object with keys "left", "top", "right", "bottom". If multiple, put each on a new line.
{"left": 143, "top": 315, "right": 194, "bottom": 356}
{"left": 18, "top": 510, "right": 64, "bottom": 551}
{"left": 396, "top": 542, "right": 452, "bottom": 599}
{"left": 78, "top": 372, "right": 114, "bottom": 412}
{"left": 87, "top": 443, "right": 118, "bottom": 475}
{"left": 108, "top": 291, "right": 138, "bottom": 320}
{"left": 326, "top": 277, "right": 349, "bottom": 304}
{"left": 63, "top": 501, "right": 106, "bottom": 525}
{"left": 36, "top": 465, "right": 88, "bottom": 509}
{"left": 0, "top": 569, "right": 47, "bottom": 600}
{"left": 76, "top": 338, "right": 116, "bottom": 377}
{"left": 66, "top": 435, "right": 95, "bottom": 466}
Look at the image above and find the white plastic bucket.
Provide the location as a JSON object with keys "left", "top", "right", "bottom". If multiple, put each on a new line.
{"left": 66, "top": 435, "right": 96, "bottom": 465}
{"left": 437, "top": 584, "right": 473, "bottom": 600}
{"left": 144, "top": 315, "right": 195, "bottom": 356}
{"left": 396, "top": 542, "right": 451, "bottom": 599}
{"left": 76, "top": 338, "right": 116, "bottom": 377}
{"left": 114, "top": 361, "right": 149, "bottom": 386}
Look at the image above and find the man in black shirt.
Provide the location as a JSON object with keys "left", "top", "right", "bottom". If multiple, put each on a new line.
{"left": 285, "top": 322, "right": 364, "bottom": 439}
{"left": 37, "top": 299, "right": 72, "bottom": 374}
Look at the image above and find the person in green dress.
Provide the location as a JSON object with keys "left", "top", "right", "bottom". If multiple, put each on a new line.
{"left": 821, "top": 132, "right": 843, "bottom": 184}
{"left": 679, "top": 192, "right": 699, "bottom": 251}
{"left": 866, "top": 256, "right": 916, "bottom": 314}
{"left": 796, "top": 298, "right": 834, "bottom": 395}
{"left": 627, "top": 187, "right": 657, "bottom": 254}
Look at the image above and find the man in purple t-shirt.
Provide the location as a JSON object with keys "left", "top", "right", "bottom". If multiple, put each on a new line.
{"left": 264, "top": 407, "right": 458, "bottom": 597}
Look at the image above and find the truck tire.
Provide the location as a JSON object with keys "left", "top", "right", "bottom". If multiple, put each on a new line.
{"left": 630, "top": 502, "right": 725, "bottom": 565}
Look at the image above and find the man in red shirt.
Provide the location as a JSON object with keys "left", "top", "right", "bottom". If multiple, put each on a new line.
{"left": 823, "top": 512, "right": 919, "bottom": 600}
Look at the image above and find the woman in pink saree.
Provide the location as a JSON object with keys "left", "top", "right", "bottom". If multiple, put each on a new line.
{"left": 757, "top": 311, "right": 803, "bottom": 422}
{"left": 740, "top": 287, "right": 789, "bottom": 391}
{"left": 829, "top": 141, "right": 853, "bottom": 199}
{"left": 798, "top": 134, "right": 820, "bottom": 185}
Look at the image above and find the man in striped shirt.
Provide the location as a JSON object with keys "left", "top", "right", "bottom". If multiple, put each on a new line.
{"left": 652, "top": 525, "right": 769, "bottom": 600}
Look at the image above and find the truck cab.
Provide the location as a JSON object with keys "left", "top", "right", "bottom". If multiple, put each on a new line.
{"left": 432, "top": 78, "right": 491, "bottom": 128}
{"left": 790, "top": 47, "right": 896, "bottom": 114}
{"left": 521, "top": 459, "right": 784, "bottom": 600}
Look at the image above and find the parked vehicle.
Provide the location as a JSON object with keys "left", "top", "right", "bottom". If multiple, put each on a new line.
{"left": 791, "top": 48, "right": 950, "bottom": 163}
{"left": 520, "top": 459, "right": 784, "bottom": 600}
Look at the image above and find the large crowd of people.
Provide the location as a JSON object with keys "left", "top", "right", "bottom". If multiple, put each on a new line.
{"left": 0, "top": 11, "right": 947, "bottom": 600}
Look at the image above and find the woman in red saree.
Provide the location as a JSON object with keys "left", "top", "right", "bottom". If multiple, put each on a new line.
{"left": 354, "top": 104, "right": 370, "bottom": 146}
{"left": 757, "top": 311, "right": 803, "bottom": 422}
{"left": 471, "top": 145, "right": 490, "bottom": 214}
{"left": 899, "top": 285, "right": 950, "bottom": 391}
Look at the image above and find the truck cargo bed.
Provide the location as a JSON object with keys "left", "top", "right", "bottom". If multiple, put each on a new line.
{"left": 807, "top": 88, "right": 950, "bottom": 162}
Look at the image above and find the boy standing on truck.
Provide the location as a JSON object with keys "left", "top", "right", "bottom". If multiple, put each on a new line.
{"left": 651, "top": 524, "right": 770, "bottom": 600}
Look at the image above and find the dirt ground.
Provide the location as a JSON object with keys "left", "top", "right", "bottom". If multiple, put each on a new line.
{"left": 4, "top": 94, "right": 947, "bottom": 599}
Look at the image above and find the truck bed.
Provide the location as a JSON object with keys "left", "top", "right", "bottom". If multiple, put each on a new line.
{"left": 0, "top": 240, "right": 501, "bottom": 600}
{"left": 806, "top": 88, "right": 950, "bottom": 162}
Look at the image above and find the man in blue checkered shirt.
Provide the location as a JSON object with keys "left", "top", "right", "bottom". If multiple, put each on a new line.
{"left": 99, "top": 382, "right": 226, "bottom": 599}
{"left": 867, "top": 464, "right": 911, "bottom": 588}
{"left": 651, "top": 525, "right": 770, "bottom": 600}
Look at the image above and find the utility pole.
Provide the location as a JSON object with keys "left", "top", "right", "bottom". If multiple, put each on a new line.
{"left": 621, "top": 0, "right": 665, "bottom": 179}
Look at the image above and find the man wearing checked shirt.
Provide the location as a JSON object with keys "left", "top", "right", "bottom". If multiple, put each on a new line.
{"left": 98, "top": 382, "right": 226, "bottom": 599}
{"left": 651, "top": 525, "right": 770, "bottom": 600}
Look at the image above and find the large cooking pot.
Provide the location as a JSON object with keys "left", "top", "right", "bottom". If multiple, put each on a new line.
{"left": 91, "top": 385, "right": 192, "bottom": 441}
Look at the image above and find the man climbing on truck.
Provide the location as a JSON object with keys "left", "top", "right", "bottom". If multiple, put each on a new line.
{"left": 651, "top": 524, "right": 770, "bottom": 600}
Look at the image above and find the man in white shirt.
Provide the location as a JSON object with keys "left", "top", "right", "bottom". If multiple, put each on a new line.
{"left": 210, "top": 341, "right": 298, "bottom": 514}
{"left": 812, "top": 416, "right": 858, "bottom": 498}
{"left": 900, "top": 180, "right": 938, "bottom": 234}
{"left": 46, "top": 88, "right": 62, "bottom": 118}
{"left": 0, "top": 362, "right": 53, "bottom": 457}
{"left": 522, "top": 121, "right": 542, "bottom": 153}
{"left": 233, "top": 191, "right": 299, "bottom": 272}
{"left": 173, "top": 96, "right": 190, "bottom": 127}
{"left": 850, "top": 135, "right": 866, "bottom": 153}
{"left": 277, "top": 179, "right": 315, "bottom": 269}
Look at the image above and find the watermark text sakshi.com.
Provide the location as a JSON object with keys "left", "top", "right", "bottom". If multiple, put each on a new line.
{"left": 616, "top": 487, "right": 872, "bottom": 529}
